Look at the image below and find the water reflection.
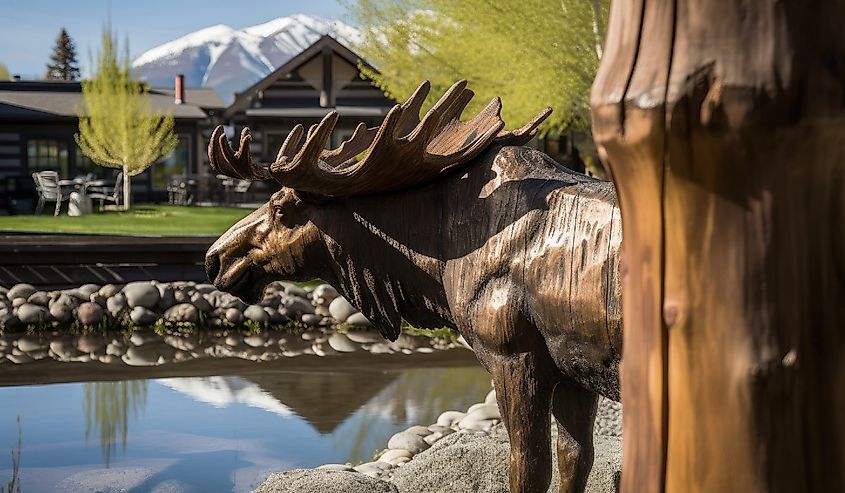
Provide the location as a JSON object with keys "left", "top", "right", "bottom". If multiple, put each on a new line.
{"left": 83, "top": 381, "right": 148, "bottom": 466}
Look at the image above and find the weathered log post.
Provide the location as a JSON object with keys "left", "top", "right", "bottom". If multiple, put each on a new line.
{"left": 591, "top": 1, "right": 845, "bottom": 492}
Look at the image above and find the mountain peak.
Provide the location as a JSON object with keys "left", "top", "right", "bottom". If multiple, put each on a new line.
{"left": 132, "top": 15, "right": 360, "bottom": 102}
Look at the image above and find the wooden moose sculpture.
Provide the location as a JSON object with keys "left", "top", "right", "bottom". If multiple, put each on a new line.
{"left": 206, "top": 80, "right": 622, "bottom": 493}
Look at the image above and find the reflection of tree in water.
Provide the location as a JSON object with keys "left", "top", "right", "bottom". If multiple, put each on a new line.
{"left": 1, "top": 416, "right": 21, "bottom": 493}
{"left": 336, "top": 366, "right": 490, "bottom": 463}
{"left": 84, "top": 380, "right": 148, "bottom": 466}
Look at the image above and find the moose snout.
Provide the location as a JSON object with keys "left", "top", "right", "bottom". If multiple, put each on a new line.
{"left": 205, "top": 250, "right": 222, "bottom": 284}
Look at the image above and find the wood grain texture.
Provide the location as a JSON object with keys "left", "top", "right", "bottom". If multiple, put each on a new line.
{"left": 592, "top": 0, "right": 845, "bottom": 491}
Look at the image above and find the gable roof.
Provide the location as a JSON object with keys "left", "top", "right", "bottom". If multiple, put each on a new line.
{"left": 222, "top": 35, "right": 378, "bottom": 120}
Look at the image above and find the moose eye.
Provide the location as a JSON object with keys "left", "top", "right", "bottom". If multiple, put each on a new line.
{"left": 272, "top": 205, "right": 284, "bottom": 217}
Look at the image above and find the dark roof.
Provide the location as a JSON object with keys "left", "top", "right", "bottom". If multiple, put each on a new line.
{"left": 223, "top": 35, "right": 380, "bottom": 120}
{"left": 150, "top": 87, "right": 226, "bottom": 110}
{"left": 0, "top": 81, "right": 209, "bottom": 120}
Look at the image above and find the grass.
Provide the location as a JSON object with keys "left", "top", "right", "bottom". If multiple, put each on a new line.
{"left": 0, "top": 205, "right": 252, "bottom": 236}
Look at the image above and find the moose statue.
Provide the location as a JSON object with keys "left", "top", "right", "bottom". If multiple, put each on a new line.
{"left": 206, "top": 80, "right": 622, "bottom": 493}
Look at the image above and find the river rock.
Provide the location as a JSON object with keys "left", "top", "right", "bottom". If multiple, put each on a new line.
{"left": 77, "top": 284, "right": 100, "bottom": 298}
{"left": 463, "top": 403, "right": 500, "bottom": 421}
{"left": 129, "top": 331, "right": 159, "bottom": 346}
{"left": 244, "top": 305, "right": 269, "bottom": 322}
{"left": 17, "top": 303, "right": 49, "bottom": 323}
{"left": 313, "top": 284, "right": 340, "bottom": 303}
{"left": 327, "top": 333, "right": 358, "bottom": 353}
{"left": 485, "top": 389, "right": 497, "bottom": 404}
{"left": 328, "top": 297, "right": 357, "bottom": 322}
{"left": 11, "top": 298, "right": 26, "bottom": 308}
{"left": 190, "top": 293, "right": 213, "bottom": 313}
{"left": 26, "top": 291, "right": 50, "bottom": 306}
{"left": 194, "top": 283, "right": 216, "bottom": 294}
{"left": 77, "top": 302, "right": 104, "bottom": 325}
{"left": 164, "top": 303, "right": 199, "bottom": 324}
{"left": 405, "top": 425, "right": 433, "bottom": 436}
{"left": 436, "top": 411, "right": 467, "bottom": 427}
{"left": 301, "top": 313, "right": 322, "bottom": 326}
{"left": 387, "top": 431, "right": 430, "bottom": 454}
{"left": 106, "top": 293, "right": 127, "bottom": 317}
{"left": 282, "top": 283, "right": 309, "bottom": 299}
{"left": 379, "top": 449, "right": 412, "bottom": 464}
{"left": 49, "top": 294, "right": 77, "bottom": 322}
{"left": 7, "top": 283, "right": 37, "bottom": 301}
{"left": 345, "top": 312, "right": 373, "bottom": 327}
{"left": 264, "top": 307, "right": 289, "bottom": 324}
{"left": 368, "top": 342, "right": 393, "bottom": 354}
{"left": 130, "top": 306, "right": 158, "bottom": 326}
{"left": 123, "top": 345, "right": 161, "bottom": 366}
{"left": 243, "top": 333, "right": 266, "bottom": 347}
{"left": 254, "top": 469, "right": 398, "bottom": 493}
{"left": 98, "top": 284, "right": 122, "bottom": 298}
{"left": 123, "top": 282, "right": 160, "bottom": 309}
{"left": 157, "top": 285, "right": 176, "bottom": 310}
{"left": 285, "top": 296, "right": 315, "bottom": 315}
{"left": 224, "top": 308, "right": 244, "bottom": 324}
{"left": 345, "top": 330, "right": 383, "bottom": 344}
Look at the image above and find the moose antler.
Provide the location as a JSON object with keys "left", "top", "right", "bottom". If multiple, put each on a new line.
{"left": 209, "top": 80, "right": 551, "bottom": 197}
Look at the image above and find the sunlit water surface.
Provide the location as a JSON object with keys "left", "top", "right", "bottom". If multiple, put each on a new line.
{"left": 0, "top": 363, "right": 490, "bottom": 492}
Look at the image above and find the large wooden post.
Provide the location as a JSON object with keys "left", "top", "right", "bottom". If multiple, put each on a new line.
{"left": 591, "top": 1, "right": 845, "bottom": 491}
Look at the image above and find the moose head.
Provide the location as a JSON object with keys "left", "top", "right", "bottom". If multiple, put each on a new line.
{"left": 205, "top": 80, "right": 549, "bottom": 306}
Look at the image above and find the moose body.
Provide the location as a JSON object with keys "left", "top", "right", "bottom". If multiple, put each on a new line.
{"left": 206, "top": 81, "right": 621, "bottom": 492}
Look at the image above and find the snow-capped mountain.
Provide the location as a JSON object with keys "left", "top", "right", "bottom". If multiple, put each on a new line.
{"left": 133, "top": 14, "right": 361, "bottom": 102}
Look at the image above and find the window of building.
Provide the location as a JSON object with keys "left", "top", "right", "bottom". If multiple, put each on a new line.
{"left": 74, "top": 146, "right": 111, "bottom": 178}
{"left": 27, "top": 139, "right": 69, "bottom": 176}
{"left": 152, "top": 135, "right": 189, "bottom": 190}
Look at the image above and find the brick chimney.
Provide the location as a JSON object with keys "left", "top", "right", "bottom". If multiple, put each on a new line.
{"left": 174, "top": 74, "right": 185, "bottom": 105}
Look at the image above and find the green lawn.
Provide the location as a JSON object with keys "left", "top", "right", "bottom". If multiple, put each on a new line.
{"left": 0, "top": 205, "right": 252, "bottom": 236}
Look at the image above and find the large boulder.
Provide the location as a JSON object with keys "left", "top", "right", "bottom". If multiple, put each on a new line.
{"left": 123, "top": 282, "right": 160, "bottom": 309}
{"left": 254, "top": 469, "right": 398, "bottom": 493}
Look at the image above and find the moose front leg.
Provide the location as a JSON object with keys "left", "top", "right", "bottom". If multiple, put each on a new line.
{"left": 552, "top": 378, "right": 598, "bottom": 493}
{"left": 480, "top": 349, "right": 556, "bottom": 493}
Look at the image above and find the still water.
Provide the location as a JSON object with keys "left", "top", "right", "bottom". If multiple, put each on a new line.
{"left": 0, "top": 355, "right": 490, "bottom": 492}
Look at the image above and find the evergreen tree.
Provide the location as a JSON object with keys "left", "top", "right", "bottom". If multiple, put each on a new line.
{"left": 0, "top": 64, "right": 9, "bottom": 81}
{"left": 347, "top": 0, "right": 608, "bottom": 135}
{"left": 75, "top": 26, "right": 177, "bottom": 210}
{"left": 45, "top": 28, "right": 80, "bottom": 80}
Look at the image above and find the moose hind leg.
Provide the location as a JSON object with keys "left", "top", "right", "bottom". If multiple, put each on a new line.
{"left": 484, "top": 350, "right": 556, "bottom": 493}
{"left": 552, "top": 378, "right": 598, "bottom": 493}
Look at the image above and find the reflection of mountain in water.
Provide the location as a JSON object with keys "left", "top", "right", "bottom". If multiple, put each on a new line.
{"left": 156, "top": 376, "right": 294, "bottom": 417}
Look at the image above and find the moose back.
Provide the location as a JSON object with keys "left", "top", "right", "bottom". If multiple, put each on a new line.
{"left": 205, "top": 80, "right": 622, "bottom": 493}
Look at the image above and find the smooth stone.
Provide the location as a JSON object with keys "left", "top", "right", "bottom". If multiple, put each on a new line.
{"left": 393, "top": 333, "right": 426, "bottom": 350}
{"left": 157, "top": 285, "right": 176, "bottom": 310}
{"left": 285, "top": 297, "right": 315, "bottom": 315}
{"left": 99, "top": 354, "right": 116, "bottom": 364}
{"left": 123, "top": 282, "right": 161, "bottom": 309}
{"left": 129, "top": 306, "right": 158, "bottom": 326}
{"left": 17, "top": 303, "right": 50, "bottom": 324}
{"left": 467, "top": 402, "right": 487, "bottom": 415}
{"left": 327, "top": 333, "right": 358, "bottom": 353}
{"left": 163, "top": 334, "right": 197, "bottom": 351}
{"left": 129, "top": 331, "right": 159, "bottom": 346}
{"left": 77, "top": 302, "right": 104, "bottom": 325}
{"left": 301, "top": 314, "right": 322, "bottom": 326}
{"left": 345, "top": 330, "right": 383, "bottom": 344}
{"left": 106, "top": 293, "right": 127, "bottom": 317}
{"left": 77, "top": 334, "right": 105, "bottom": 353}
{"left": 190, "top": 293, "right": 213, "bottom": 313}
{"left": 7, "top": 353, "right": 33, "bottom": 364}
{"left": 244, "top": 305, "right": 269, "bottom": 322}
{"left": 11, "top": 298, "right": 26, "bottom": 308}
{"left": 313, "top": 284, "right": 340, "bottom": 302}
{"left": 485, "top": 389, "right": 497, "bottom": 404}
{"left": 163, "top": 303, "right": 199, "bottom": 323}
{"left": 243, "top": 334, "right": 266, "bottom": 347}
{"left": 387, "top": 431, "right": 430, "bottom": 454}
{"left": 405, "top": 425, "right": 433, "bottom": 436}
{"left": 436, "top": 411, "right": 467, "bottom": 427}
{"left": 282, "top": 283, "right": 308, "bottom": 298}
{"left": 89, "top": 293, "right": 107, "bottom": 308}
{"left": 415, "top": 347, "right": 435, "bottom": 354}
{"left": 264, "top": 307, "right": 289, "bottom": 324}
{"left": 77, "top": 284, "right": 101, "bottom": 297}
{"left": 424, "top": 432, "right": 446, "bottom": 445}
{"left": 314, "top": 305, "right": 331, "bottom": 317}
{"left": 194, "top": 283, "right": 216, "bottom": 294}
{"left": 225, "top": 332, "right": 243, "bottom": 346}
{"left": 27, "top": 291, "right": 50, "bottom": 306}
{"left": 123, "top": 346, "right": 161, "bottom": 366}
{"left": 63, "top": 289, "right": 89, "bottom": 301}
{"left": 379, "top": 449, "right": 412, "bottom": 463}
{"left": 16, "top": 335, "right": 43, "bottom": 352}
{"left": 301, "top": 329, "right": 322, "bottom": 341}
{"left": 173, "top": 289, "right": 191, "bottom": 303}
{"left": 8, "top": 283, "right": 37, "bottom": 301}
{"left": 98, "top": 284, "right": 122, "bottom": 298}
{"left": 368, "top": 343, "right": 393, "bottom": 354}
{"left": 345, "top": 312, "right": 373, "bottom": 327}
{"left": 50, "top": 337, "right": 77, "bottom": 358}
{"left": 328, "top": 297, "right": 357, "bottom": 322}
{"left": 50, "top": 296, "right": 74, "bottom": 322}
{"left": 106, "top": 343, "right": 125, "bottom": 357}
{"left": 225, "top": 308, "right": 244, "bottom": 324}
{"left": 457, "top": 418, "right": 498, "bottom": 432}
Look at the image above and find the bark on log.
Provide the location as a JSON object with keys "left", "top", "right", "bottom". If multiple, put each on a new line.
{"left": 591, "top": 1, "right": 845, "bottom": 491}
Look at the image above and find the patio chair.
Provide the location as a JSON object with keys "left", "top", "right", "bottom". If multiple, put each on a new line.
{"left": 87, "top": 172, "right": 123, "bottom": 210}
{"left": 32, "top": 171, "right": 70, "bottom": 216}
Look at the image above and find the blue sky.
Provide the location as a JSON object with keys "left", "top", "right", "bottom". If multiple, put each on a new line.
{"left": 0, "top": 0, "right": 350, "bottom": 79}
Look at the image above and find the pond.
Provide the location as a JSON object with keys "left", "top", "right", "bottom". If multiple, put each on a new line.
{"left": 0, "top": 332, "right": 490, "bottom": 493}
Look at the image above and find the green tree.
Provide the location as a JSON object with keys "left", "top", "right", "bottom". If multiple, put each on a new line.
{"left": 75, "top": 26, "right": 177, "bottom": 210}
{"left": 0, "top": 64, "right": 10, "bottom": 81}
{"left": 347, "top": 0, "right": 608, "bottom": 134}
{"left": 45, "top": 28, "right": 80, "bottom": 80}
